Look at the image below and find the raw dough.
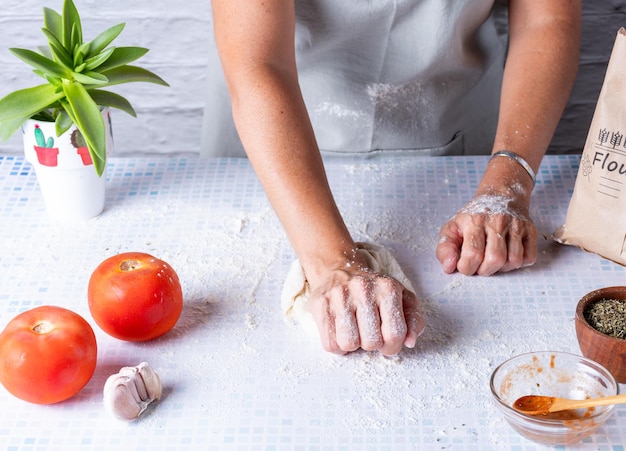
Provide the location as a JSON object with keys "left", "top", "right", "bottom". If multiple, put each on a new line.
{"left": 280, "top": 242, "right": 416, "bottom": 336}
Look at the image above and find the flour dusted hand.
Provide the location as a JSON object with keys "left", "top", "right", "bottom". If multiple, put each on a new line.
{"left": 436, "top": 192, "right": 538, "bottom": 276}
{"left": 281, "top": 242, "right": 424, "bottom": 356}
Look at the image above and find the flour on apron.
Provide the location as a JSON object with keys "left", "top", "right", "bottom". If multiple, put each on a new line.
{"left": 201, "top": 0, "right": 507, "bottom": 157}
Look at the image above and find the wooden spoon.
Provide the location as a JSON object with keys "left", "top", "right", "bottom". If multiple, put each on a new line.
{"left": 513, "top": 394, "right": 626, "bottom": 416}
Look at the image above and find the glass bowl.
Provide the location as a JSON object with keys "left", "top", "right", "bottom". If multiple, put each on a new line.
{"left": 490, "top": 351, "right": 618, "bottom": 446}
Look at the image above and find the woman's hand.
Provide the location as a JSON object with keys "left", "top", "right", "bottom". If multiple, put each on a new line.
{"left": 436, "top": 0, "right": 580, "bottom": 276}
{"left": 306, "top": 265, "right": 424, "bottom": 356}
{"left": 436, "top": 192, "right": 537, "bottom": 276}
{"left": 436, "top": 153, "right": 538, "bottom": 276}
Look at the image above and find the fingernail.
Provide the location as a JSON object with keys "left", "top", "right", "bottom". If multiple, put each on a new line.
{"left": 404, "top": 333, "right": 418, "bottom": 349}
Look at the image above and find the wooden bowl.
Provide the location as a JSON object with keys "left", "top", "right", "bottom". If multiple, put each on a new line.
{"left": 575, "top": 286, "right": 626, "bottom": 383}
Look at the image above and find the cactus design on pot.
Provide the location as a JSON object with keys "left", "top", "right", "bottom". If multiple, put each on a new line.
{"left": 33, "top": 124, "right": 59, "bottom": 167}
{"left": 35, "top": 125, "right": 54, "bottom": 148}
{"left": 71, "top": 129, "right": 93, "bottom": 166}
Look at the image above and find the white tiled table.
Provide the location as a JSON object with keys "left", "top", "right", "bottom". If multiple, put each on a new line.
{"left": 0, "top": 154, "right": 624, "bottom": 450}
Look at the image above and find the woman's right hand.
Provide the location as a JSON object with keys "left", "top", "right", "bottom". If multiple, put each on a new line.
{"left": 306, "top": 264, "right": 424, "bottom": 356}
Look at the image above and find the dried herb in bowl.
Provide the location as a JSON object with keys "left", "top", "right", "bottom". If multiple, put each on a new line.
{"left": 584, "top": 298, "right": 626, "bottom": 339}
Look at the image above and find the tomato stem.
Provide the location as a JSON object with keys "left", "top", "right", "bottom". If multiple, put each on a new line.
{"left": 120, "top": 259, "right": 142, "bottom": 271}
{"left": 32, "top": 322, "right": 53, "bottom": 334}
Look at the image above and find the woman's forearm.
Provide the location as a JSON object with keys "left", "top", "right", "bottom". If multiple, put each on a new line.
{"left": 212, "top": 0, "right": 360, "bottom": 285}
{"left": 231, "top": 67, "right": 359, "bottom": 283}
{"left": 490, "top": 0, "right": 581, "bottom": 174}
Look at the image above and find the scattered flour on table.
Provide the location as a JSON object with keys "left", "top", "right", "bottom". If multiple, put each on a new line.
{"left": 3, "top": 159, "right": 587, "bottom": 446}
{"left": 337, "top": 161, "right": 443, "bottom": 254}
{"left": 78, "top": 165, "right": 568, "bottom": 442}
{"left": 273, "top": 269, "right": 577, "bottom": 443}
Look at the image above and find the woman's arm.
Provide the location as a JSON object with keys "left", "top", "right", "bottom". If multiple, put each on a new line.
{"left": 211, "top": 0, "right": 423, "bottom": 354}
{"left": 437, "top": 0, "right": 581, "bottom": 275}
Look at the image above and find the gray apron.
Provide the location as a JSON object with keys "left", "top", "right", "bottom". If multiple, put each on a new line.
{"left": 201, "top": 0, "right": 508, "bottom": 157}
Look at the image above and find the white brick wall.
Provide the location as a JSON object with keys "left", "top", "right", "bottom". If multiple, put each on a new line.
{"left": 0, "top": 0, "right": 212, "bottom": 157}
{"left": 0, "top": 1, "right": 624, "bottom": 156}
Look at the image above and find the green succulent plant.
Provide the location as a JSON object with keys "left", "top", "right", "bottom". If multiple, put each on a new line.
{"left": 0, "top": 0, "right": 169, "bottom": 176}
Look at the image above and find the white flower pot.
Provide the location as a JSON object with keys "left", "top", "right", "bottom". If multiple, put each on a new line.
{"left": 22, "top": 109, "right": 113, "bottom": 221}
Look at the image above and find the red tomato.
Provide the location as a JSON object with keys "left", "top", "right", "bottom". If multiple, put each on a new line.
{"left": 0, "top": 305, "right": 97, "bottom": 404}
{"left": 88, "top": 252, "right": 183, "bottom": 341}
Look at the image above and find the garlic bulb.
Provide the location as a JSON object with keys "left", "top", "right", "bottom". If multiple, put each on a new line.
{"left": 103, "top": 362, "right": 162, "bottom": 421}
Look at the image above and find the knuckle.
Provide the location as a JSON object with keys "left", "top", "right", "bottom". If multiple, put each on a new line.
{"left": 360, "top": 337, "right": 383, "bottom": 351}
{"left": 336, "top": 334, "right": 360, "bottom": 352}
{"left": 457, "top": 260, "right": 478, "bottom": 275}
{"left": 484, "top": 252, "right": 506, "bottom": 268}
{"left": 507, "top": 253, "right": 524, "bottom": 269}
{"left": 375, "top": 276, "right": 397, "bottom": 293}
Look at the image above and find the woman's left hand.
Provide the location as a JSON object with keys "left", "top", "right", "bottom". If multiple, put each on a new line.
{"left": 436, "top": 154, "right": 538, "bottom": 276}
{"left": 436, "top": 193, "right": 538, "bottom": 276}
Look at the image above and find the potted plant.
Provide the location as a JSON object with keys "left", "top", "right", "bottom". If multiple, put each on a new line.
{"left": 0, "top": 0, "right": 168, "bottom": 220}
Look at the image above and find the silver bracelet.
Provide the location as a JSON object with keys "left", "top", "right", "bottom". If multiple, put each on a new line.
{"left": 491, "top": 150, "right": 536, "bottom": 188}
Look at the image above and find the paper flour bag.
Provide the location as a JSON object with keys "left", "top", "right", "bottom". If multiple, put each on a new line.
{"left": 555, "top": 28, "right": 626, "bottom": 264}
